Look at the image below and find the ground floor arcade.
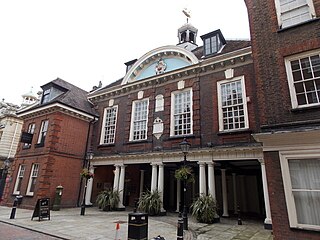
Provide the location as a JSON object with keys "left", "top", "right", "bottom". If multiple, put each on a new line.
{"left": 84, "top": 145, "right": 271, "bottom": 228}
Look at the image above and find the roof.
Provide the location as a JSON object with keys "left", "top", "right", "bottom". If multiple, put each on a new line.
{"left": 19, "top": 78, "right": 98, "bottom": 117}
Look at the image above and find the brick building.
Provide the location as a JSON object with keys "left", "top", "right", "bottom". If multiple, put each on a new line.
{"left": 246, "top": 0, "right": 320, "bottom": 239}
{"left": 2, "top": 1, "right": 319, "bottom": 239}
{"left": 86, "top": 23, "right": 271, "bottom": 226}
{"left": 1, "top": 78, "right": 98, "bottom": 209}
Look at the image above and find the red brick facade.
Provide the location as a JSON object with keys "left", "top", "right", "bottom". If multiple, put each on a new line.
{"left": 246, "top": 0, "right": 320, "bottom": 239}
{"left": 2, "top": 110, "right": 92, "bottom": 209}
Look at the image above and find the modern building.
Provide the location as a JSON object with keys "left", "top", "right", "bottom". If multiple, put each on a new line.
{"left": 245, "top": 0, "right": 320, "bottom": 239}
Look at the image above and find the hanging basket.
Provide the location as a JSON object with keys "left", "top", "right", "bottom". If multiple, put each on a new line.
{"left": 80, "top": 168, "right": 94, "bottom": 179}
{"left": 175, "top": 166, "right": 194, "bottom": 183}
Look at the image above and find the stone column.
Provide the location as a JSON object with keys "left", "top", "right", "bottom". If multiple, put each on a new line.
{"left": 151, "top": 163, "right": 158, "bottom": 192}
{"left": 176, "top": 179, "right": 181, "bottom": 212}
{"left": 85, "top": 167, "right": 95, "bottom": 205}
{"left": 158, "top": 163, "right": 165, "bottom": 212}
{"left": 207, "top": 162, "right": 216, "bottom": 199}
{"left": 113, "top": 165, "right": 120, "bottom": 191}
{"left": 232, "top": 173, "right": 238, "bottom": 214}
{"left": 259, "top": 159, "right": 272, "bottom": 228}
{"left": 199, "top": 162, "right": 207, "bottom": 195}
{"left": 221, "top": 169, "right": 229, "bottom": 217}
{"left": 139, "top": 170, "right": 145, "bottom": 197}
{"left": 118, "top": 165, "right": 126, "bottom": 208}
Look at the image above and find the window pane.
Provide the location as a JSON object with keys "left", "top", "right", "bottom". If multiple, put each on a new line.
{"left": 289, "top": 53, "right": 320, "bottom": 106}
{"left": 220, "top": 80, "right": 247, "bottom": 131}
{"left": 103, "top": 107, "right": 117, "bottom": 144}
{"left": 289, "top": 159, "right": 320, "bottom": 226}
{"left": 132, "top": 100, "right": 148, "bottom": 140}
{"left": 173, "top": 90, "right": 192, "bottom": 135}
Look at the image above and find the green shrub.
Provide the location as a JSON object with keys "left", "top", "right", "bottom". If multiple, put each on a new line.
{"left": 137, "top": 190, "right": 162, "bottom": 215}
{"left": 191, "top": 194, "right": 218, "bottom": 223}
{"left": 96, "top": 189, "right": 120, "bottom": 211}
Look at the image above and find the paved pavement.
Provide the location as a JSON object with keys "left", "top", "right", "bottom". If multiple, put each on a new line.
{"left": 0, "top": 206, "right": 273, "bottom": 240}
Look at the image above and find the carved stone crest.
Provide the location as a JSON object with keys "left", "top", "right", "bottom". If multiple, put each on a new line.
{"left": 155, "top": 58, "right": 167, "bottom": 75}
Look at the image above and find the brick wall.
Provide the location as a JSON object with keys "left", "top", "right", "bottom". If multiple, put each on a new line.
{"left": 3, "top": 111, "right": 91, "bottom": 209}
{"left": 245, "top": 0, "right": 320, "bottom": 127}
{"left": 265, "top": 151, "right": 320, "bottom": 239}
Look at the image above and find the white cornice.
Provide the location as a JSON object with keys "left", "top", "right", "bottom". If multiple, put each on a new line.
{"left": 253, "top": 129, "right": 320, "bottom": 151}
{"left": 17, "top": 103, "right": 96, "bottom": 121}
{"left": 91, "top": 145, "right": 262, "bottom": 166}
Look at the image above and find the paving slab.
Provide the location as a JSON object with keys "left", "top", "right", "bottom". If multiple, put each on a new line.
{"left": 0, "top": 206, "right": 273, "bottom": 240}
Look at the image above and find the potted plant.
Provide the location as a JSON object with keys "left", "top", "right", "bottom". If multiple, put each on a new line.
{"left": 190, "top": 194, "right": 219, "bottom": 224}
{"left": 96, "top": 189, "right": 120, "bottom": 211}
{"left": 175, "top": 166, "right": 195, "bottom": 183}
{"left": 137, "top": 190, "right": 162, "bottom": 216}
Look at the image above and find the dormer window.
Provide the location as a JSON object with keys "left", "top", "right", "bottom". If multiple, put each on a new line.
{"left": 201, "top": 29, "right": 226, "bottom": 57}
{"left": 41, "top": 89, "right": 51, "bottom": 104}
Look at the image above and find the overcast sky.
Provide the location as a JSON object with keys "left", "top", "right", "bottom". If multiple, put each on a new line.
{"left": 0, "top": 0, "right": 250, "bottom": 105}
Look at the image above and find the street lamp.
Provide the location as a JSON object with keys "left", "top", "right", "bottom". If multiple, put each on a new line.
{"left": 80, "top": 151, "right": 94, "bottom": 216}
{"left": 179, "top": 138, "right": 190, "bottom": 230}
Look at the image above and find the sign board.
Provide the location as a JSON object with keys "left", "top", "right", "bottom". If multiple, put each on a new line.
{"left": 20, "top": 132, "right": 33, "bottom": 144}
{"left": 31, "top": 198, "right": 50, "bottom": 221}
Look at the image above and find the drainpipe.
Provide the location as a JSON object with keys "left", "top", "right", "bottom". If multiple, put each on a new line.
{"left": 77, "top": 117, "right": 96, "bottom": 207}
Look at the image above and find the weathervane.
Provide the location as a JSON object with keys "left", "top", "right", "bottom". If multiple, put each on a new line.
{"left": 182, "top": 8, "right": 191, "bottom": 23}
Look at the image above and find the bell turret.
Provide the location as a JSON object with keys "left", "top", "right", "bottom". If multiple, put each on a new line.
{"left": 21, "top": 87, "right": 38, "bottom": 108}
{"left": 177, "top": 23, "right": 198, "bottom": 51}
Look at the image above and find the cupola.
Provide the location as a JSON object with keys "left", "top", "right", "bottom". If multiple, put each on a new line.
{"left": 177, "top": 23, "right": 198, "bottom": 51}
{"left": 21, "top": 87, "right": 38, "bottom": 107}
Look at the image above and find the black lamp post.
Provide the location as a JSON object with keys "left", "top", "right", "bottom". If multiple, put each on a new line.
{"left": 80, "top": 151, "right": 94, "bottom": 216}
{"left": 179, "top": 138, "right": 190, "bottom": 230}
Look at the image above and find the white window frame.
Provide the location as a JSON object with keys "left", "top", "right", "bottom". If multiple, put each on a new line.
{"left": 24, "top": 123, "right": 35, "bottom": 148}
{"left": 100, "top": 106, "right": 118, "bottom": 144}
{"left": 170, "top": 88, "right": 193, "bottom": 136}
{"left": 26, "top": 163, "right": 40, "bottom": 196}
{"left": 217, "top": 76, "right": 249, "bottom": 132}
{"left": 280, "top": 150, "right": 320, "bottom": 230}
{"left": 13, "top": 165, "right": 26, "bottom": 195}
{"left": 285, "top": 49, "right": 320, "bottom": 109}
{"left": 129, "top": 98, "right": 149, "bottom": 141}
{"left": 274, "top": 0, "right": 316, "bottom": 28}
{"left": 37, "top": 120, "right": 49, "bottom": 144}
{"left": 41, "top": 89, "right": 51, "bottom": 104}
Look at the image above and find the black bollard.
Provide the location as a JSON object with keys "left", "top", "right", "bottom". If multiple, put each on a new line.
{"left": 237, "top": 205, "right": 242, "bottom": 225}
{"left": 10, "top": 198, "right": 18, "bottom": 219}
{"left": 177, "top": 212, "right": 184, "bottom": 240}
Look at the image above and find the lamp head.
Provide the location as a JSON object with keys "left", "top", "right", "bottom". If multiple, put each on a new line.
{"left": 180, "top": 138, "right": 190, "bottom": 155}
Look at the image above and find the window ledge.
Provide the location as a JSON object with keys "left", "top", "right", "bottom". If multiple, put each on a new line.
{"left": 290, "top": 226, "right": 320, "bottom": 233}
{"left": 22, "top": 145, "right": 31, "bottom": 150}
{"left": 97, "top": 143, "right": 115, "bottom": 148}
{"left": 35, "top": 143, "right": 44, "bottom": 148}
{"left": 217, "top": 129, "right": 252, "bottom": 136}
{"left": 291, "top": 104, "right": 320, "bottom": 112}
{"left": 278, "top": 18, "right": 319, "bottom": 33}
{"left": 168, "top": 134, "right": 195, "bottom": 140}
{"left": 125, "top": 140, "right": 149, "bottom": 145}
